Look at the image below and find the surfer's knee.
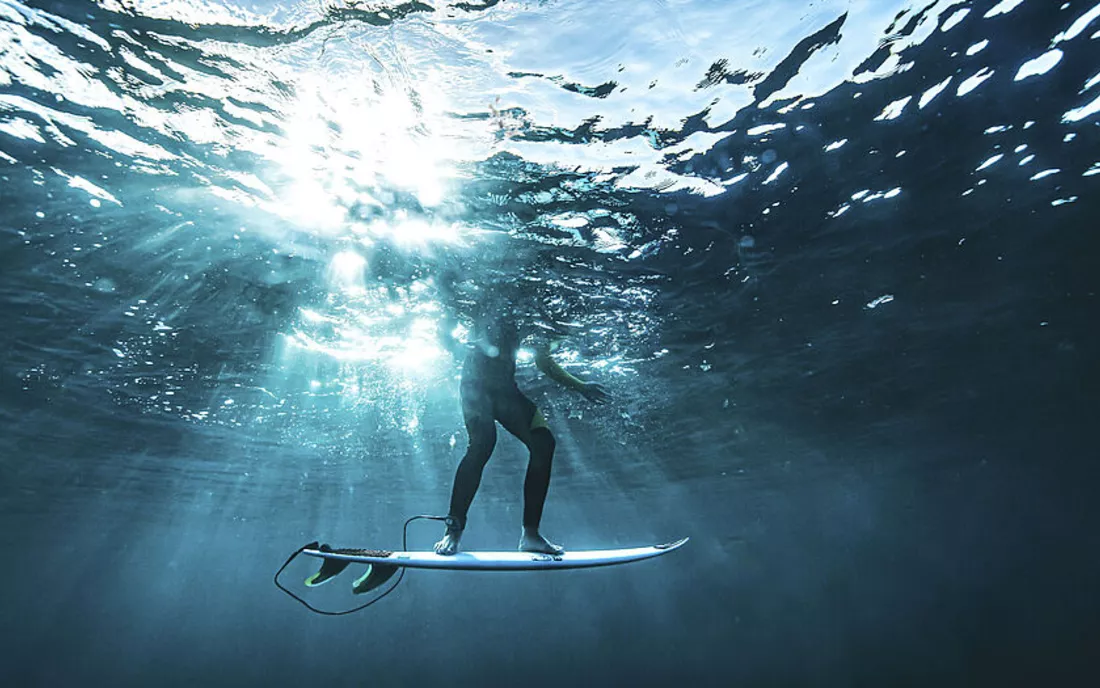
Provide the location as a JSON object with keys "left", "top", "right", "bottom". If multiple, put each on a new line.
{"left": 469, "top": 435, "right": 496, "bottom": 456}
{"left": 530, "top": 426, "right": 555, "bottom": 458}
{"left": 465, "top": 426, "right": 497, "bottom": 459}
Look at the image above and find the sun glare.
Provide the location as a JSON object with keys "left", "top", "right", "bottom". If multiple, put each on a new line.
{"left": 328, "top": 250, "right": 367, "bottom": 293}
{"left": 260, "top": 69, "right": 459, "bottom": 238}
{"left": 264, "top": 60, "right": 475, "bottom": 404}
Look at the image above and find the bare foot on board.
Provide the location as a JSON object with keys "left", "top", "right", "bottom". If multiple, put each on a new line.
{"left": 519, "top": 529, "right": 564, "bottom": 555}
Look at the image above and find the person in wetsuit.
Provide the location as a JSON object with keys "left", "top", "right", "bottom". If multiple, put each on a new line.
{"left": 434, "top": 293, "right": 610, "bottom": 556}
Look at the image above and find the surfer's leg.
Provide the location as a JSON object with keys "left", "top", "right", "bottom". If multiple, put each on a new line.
{"left": 436, "top": 386, "right": 496, "bottom": 556}
{"left": 495, "top": 390, "right": 564, "bottom": 555}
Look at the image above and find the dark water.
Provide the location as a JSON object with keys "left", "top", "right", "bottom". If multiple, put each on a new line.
{"left": 1, "top": 0, "right": 1098, "bottom": 685}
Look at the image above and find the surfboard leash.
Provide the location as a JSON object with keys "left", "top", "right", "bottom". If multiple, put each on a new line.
{"left": 273, "top": 514, "right": 451, "bottom": 616}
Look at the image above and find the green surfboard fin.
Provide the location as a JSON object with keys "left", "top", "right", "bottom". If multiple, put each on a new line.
{"left": 305, "top": 557, "right": 352, "bottom": 587}
{"left": 352, "top": 564, "right": 399, "bottom": 595}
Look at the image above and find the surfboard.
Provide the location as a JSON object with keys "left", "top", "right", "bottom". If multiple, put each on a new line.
{"left": 305, "top": 538, "right": 688, "bottom": 571}
{"left": 301, "top": 538, "right": 689, "bottom": 594}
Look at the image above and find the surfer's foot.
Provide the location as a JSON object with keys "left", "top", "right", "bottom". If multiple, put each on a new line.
{"left": 519, "top": 529, "right": 564, "bottom": 555}
{"left": 435, "top": 525, "right": 463, "bottom": 556}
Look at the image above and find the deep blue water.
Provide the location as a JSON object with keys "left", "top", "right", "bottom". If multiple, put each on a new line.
{"left": 1, "top": 0, "right": 1099, "bottom": 685}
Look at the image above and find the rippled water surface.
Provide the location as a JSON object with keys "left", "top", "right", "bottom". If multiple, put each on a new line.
{"left": 2, "top": 0, "right": 1098, "bottom": 685}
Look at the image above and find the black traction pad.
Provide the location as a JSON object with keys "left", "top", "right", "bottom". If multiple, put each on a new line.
{"left": 324, "top": 547, "right": 394, "bottom": 558}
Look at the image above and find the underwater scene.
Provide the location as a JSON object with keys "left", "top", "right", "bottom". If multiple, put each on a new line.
{"left": 1, "top": 0, "right": 1098, "bottom": 685}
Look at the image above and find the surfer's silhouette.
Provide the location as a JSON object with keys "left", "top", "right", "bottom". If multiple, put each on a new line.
{"left": 433, "top": 278, "right": 610, "bottom": 556}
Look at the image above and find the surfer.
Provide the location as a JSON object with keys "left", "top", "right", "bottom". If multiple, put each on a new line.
{"left": 434, "top": 282, "right": 610, "bottom": 556}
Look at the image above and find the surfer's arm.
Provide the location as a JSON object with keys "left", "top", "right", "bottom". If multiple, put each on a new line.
{"left": 436, "top": 313, "right": 466, "bottom": 359}
{"left": 534, "top": 343, "right": 610, "bottom": 404}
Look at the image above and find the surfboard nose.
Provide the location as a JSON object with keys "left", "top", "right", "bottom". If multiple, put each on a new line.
{"left": 655, "top": 537, "right": 690, "bottom": 550}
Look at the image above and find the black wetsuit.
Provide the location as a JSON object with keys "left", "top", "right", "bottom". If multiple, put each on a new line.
{"left": 445, "top": 316, "right": 556, "bottom": 533}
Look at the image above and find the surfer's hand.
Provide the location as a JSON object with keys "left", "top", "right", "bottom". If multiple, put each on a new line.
{"left": 579, "top": 382, "right": 611, "bottom": 404}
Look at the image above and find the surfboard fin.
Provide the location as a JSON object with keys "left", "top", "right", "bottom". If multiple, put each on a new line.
{"left": 304, "top": 550, "right": 352, "bottom": 587}
{"left": 352, "top": 564, "right": 399, "bottom": 595}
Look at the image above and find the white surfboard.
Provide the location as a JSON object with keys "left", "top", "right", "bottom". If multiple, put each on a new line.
{"left": 296, "top": 538, "right": 688, "bottom": 596}
{"left": 304, "top": 537, "right": 689, "bottom": 572}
